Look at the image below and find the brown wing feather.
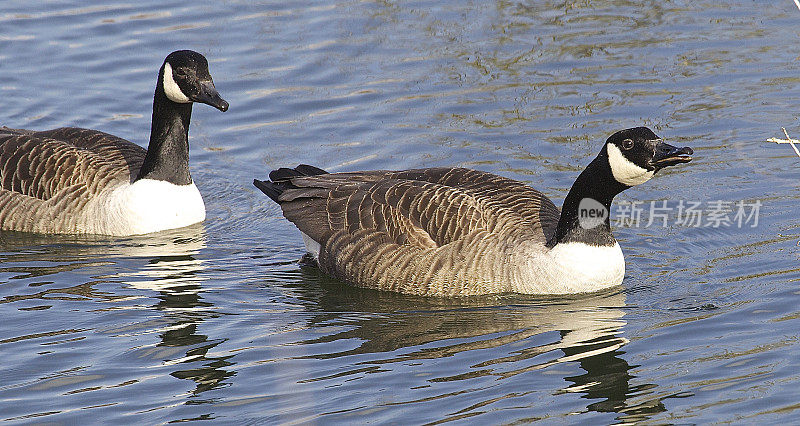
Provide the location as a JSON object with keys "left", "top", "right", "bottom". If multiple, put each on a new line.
{"left": 0, "top": 127, "right": 146, "bottom": 201}
{"left": 28, "top": 127, "right": 146, "bottom": 165}
{"left": 272, "top": 167, "right": 560, "bottom": 295}
{"left": 387, "top": 168, "right": 561, "bottom": 240}
{"left": 0, "top": 127, "right": 147, "bottom": 233}
{"left": 283, "top": 175, "right": 493, "bottom": 248}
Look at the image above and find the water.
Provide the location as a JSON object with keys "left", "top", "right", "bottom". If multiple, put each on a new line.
{"left": 2, "top": 0, "right": 800, "bottom": 423}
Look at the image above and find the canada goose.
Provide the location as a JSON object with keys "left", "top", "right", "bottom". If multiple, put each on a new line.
{"left": 0, "top": 50, "right": 228, "bottom": 236}
{"left": 254, "top": 127, "right": 692, "bottom": 296}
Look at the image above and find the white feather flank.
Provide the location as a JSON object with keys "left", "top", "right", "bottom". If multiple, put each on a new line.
{"left": 97, "top": 179, "right": 205, "bottom": 235}
{"left": 162, "top": 62, "right": 190, "bottom": 103}
{"left": 607, "top": 143, "right": 654, "bottom": 186}
{"left": 547, "top": 241, "right": 625, "bottom": 291}
{"left": 301, "top": 232, "right": 321, "bottom": 261}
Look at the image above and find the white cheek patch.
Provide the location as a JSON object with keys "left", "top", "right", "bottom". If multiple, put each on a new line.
{"left": 607, "top": 143, "right": 654, "bottom": 186}
{"left": 162, "top": 62, "right": 191, "bottom": 103}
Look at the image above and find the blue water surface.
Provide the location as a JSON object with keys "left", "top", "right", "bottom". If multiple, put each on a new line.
{"left": 2, "top": 1, "right": 800, "bottom": 423}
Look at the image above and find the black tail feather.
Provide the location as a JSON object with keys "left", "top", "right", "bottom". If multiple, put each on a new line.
{"left": 255, "top": 164, "right": 329, "bottom": 204}
{"left": 295, "top": 164, "right": 327, "bottom": 176}
{"left": 269, "top": 164, "right": 328, "bottom": 181}
{"left": 253, "top": 179, "right": 283, "bottom": 203}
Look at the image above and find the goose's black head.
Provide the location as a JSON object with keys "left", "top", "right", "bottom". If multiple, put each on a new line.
{"left": 549, "top": 127, "right": 693, "bottom": 247}
{"left": 603, "top": 126, "right": 693, "bottom": 187}
{"left": 160, "top": 50, "right": 229, "bottom": 112}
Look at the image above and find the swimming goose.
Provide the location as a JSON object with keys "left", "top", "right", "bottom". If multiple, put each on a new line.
{"left": 254, "top": 127, "right": 692, "bottom": 296}
{"left": 0, "top": 50, "right": 228, "bottom": 236}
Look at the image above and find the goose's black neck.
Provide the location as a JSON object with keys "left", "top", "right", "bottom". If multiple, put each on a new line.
{"left": 547, "top": 147, "right": 629, "bottom": 248}
{"left": 135, "top": 66, "right": 193, "bottom": 185}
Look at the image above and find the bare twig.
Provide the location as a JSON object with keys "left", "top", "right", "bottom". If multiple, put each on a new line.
{"left": 767, "top": 4, "right": 800, "bottom": 157}
{"left": 767, "top": 127, "right": 800, "bottom": 158}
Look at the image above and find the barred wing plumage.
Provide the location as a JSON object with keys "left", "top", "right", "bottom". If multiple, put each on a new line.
{"left": 0, "top": 127, "right": 146, "bottom": 233}
{"left": 262, "top": 167, "right": 561, "bottom": 296}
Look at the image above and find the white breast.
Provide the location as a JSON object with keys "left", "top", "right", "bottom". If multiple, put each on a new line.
{"left": 519, "top": 241, "right": 625, "bottom": 294}
{"left": 93, "top": 179, "right": 206, "bottom": 235}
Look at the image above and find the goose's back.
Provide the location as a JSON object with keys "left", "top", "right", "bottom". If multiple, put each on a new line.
{"left": 269, "top": 167, "right": 562, "bottom": 296}
{"left": 0, "top": 127, "right": 147, "bottom": 233}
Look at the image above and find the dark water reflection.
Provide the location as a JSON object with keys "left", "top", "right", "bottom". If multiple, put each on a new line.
{"left": 3, "top": 0, "right": 800, "bottom": 423}
{"left": 245, "top": 276, "right": 662, "bottom": 423}
{"left": 0, "top": 228, "right": 236, "bottom": 421}
{"left": 2, "top": 242, "right": 648, "bottom": 423}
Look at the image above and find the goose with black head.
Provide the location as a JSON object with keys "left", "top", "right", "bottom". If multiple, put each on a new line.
{"left": 0, "top": 50, "right": 228, "bottom": 236}
{"left": 254, "top": 127, "right": 692, "bottom": 296}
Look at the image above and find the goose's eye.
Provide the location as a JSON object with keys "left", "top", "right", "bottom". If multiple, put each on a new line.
{"left": 622, "top": 139, "right": 634, "bottom": 150}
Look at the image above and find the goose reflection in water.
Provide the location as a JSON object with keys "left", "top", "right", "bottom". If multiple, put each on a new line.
{"left": 105, "top": 225, "right": 236, "bottom": 396}
{"left": 0, "top": 225, "right": 236, "bottom": 399}
{"left": 285, "top": 273, "right": 671, "bottom": 423}
{"left": 0, "top": 224, "right": 235, "bottom": 411}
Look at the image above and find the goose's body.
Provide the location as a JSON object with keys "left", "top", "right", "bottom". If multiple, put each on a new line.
{"left": 255, "top": 127, "right": 693, "bottom": 296}
{"left": 0, "top": 50, "right": 227, "bottom": 236}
